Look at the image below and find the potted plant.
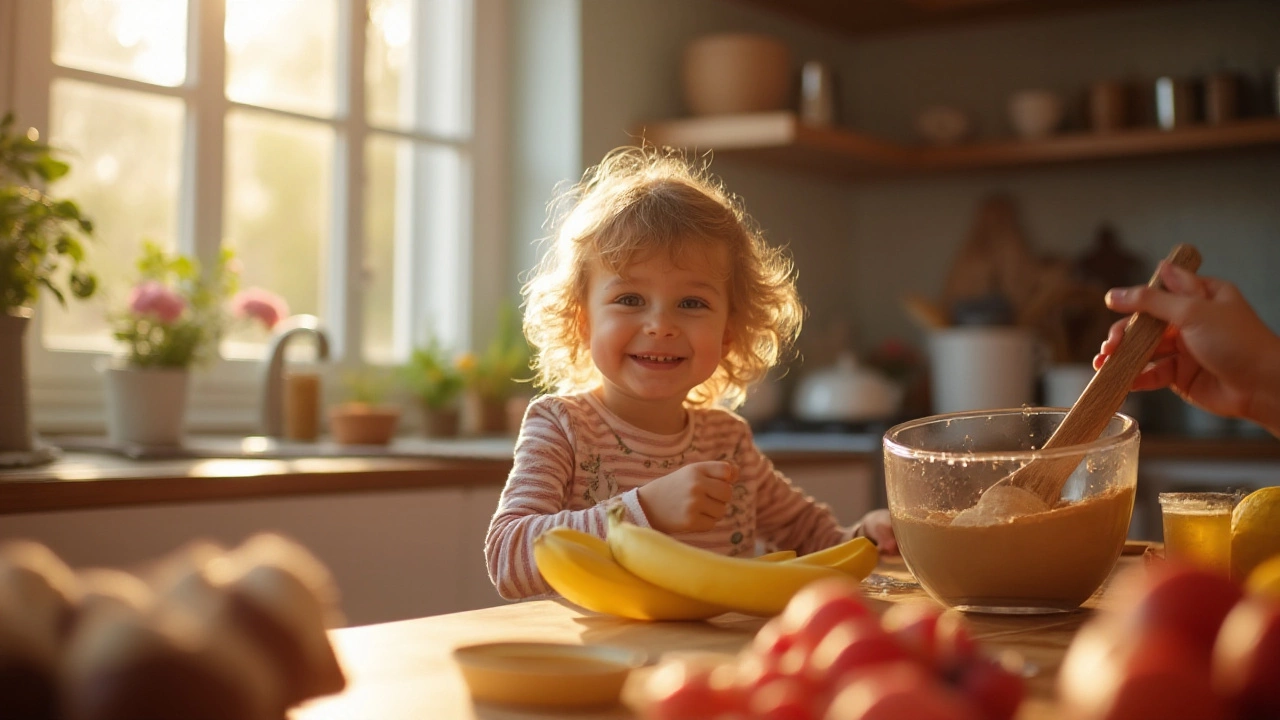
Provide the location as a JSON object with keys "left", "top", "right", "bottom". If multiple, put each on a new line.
{"left": 0, "top": 113, "right": 98, "bottom": 461}
{"left": 457, "top": 304, "right": 532, "bottom": 435}
{"left": 329, "top": 369, "right": 400, "bottom": 445}
{"left": 401, "top": 335, "right": 464, "bottom": 437}
{"left": 106, "top": 240, "right": 285, "bottom": 446}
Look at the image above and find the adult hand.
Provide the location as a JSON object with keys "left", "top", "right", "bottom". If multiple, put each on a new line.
{"left": 1095, "top": 261, "right": 1280, "bottom": 430}
{"left": 637, "top": 461, "right": 738, "bottom": 534}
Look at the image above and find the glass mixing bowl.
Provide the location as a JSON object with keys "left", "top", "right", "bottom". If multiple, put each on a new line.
{"left": 883, "top": 408, "right": 1139, "bottom": 614}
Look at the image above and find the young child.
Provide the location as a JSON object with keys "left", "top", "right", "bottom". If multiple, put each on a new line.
{"left": 484, "top": 146, "right": 895, "bottom": 601}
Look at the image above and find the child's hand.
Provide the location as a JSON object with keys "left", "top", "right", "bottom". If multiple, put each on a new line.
{"left": 636, "top": 461, "right": 738, "bottom": 534}
{"left": 859, "top": 509, "right": 898, "bottom": 555}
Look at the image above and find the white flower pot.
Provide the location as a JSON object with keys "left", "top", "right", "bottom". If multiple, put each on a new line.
{"left": 102, "top": 366, "right": 190, "bottom": 446}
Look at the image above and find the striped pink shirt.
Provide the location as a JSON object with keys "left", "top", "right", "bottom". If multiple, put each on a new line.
{"left": 484, "top": 391, "right": 858, "bottom": 600}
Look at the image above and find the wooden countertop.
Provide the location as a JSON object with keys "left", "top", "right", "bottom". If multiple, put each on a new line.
{"left": 2, "top": 434, "right": 1275, "bottom": 516}
{"left": 0, "top": 435, "right": 879, "bottom": 515}
{"left": 291, "top": 554, "right": 1148, "bottom": 720}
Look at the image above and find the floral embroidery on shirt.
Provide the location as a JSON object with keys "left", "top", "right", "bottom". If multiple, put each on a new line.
{"left": 578, "top": 453, "right": 617, "bottom": 505}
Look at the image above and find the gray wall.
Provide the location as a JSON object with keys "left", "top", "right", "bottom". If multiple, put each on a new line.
{"left": 511, "top": 0, "right": 1280, "bottom": 387}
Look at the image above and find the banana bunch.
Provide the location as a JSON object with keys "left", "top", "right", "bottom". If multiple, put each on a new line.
{"left": 535, "top": 527, "right": 730, "bottom": 621}
{"left": 533, "top": 510, "right": 879, "bottom": 620}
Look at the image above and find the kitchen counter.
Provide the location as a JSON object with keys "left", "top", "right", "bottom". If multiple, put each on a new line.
{"left": 290, "top": 554, "right": 1148, "bottom": 720}
{"left": 1, "top": 433, "right": 1276, "bottom": 515}
{"left": 0, "top": 433, "right": 881, "bottom": 515}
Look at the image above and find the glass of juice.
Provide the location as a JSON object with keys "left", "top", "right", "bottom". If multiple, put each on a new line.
{"left": 1158, "top": 492, "right": 1239, "bottom": 573}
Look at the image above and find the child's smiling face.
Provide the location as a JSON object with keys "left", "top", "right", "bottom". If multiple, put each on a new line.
{"left": 584, "top": 244, "right": 731, "bottom": 429}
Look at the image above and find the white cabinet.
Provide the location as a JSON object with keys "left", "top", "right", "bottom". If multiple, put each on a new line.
{"left": 775, "top": 458, "right": 878, "bottom": 527}
{"left": 0, "top": 486, "right": 507, "bottom": 627}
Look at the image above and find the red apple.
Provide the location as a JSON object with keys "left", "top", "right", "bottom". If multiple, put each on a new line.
{"left": 1114, "top": 561, "right": 1243, "bottom": 658}
{"left": 1212, "top": 596, "right": 1280, "bottom": 718}
{"left": 1058, "top": 619, "right": 1227, "bottom": 720}
{"left": 823, "top": 662, "right": 981, "bottom": 720}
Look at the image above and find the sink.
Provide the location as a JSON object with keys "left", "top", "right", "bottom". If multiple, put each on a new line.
{"left": 51, "top": 434, "right": 517, "bottom": 462}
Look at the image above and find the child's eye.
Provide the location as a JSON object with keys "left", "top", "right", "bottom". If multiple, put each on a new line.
{"left": 614, "top": 294, "right": 643, "bottom": 307}
{"left": 679, "top": 298, "right": 709, "bottom": 310}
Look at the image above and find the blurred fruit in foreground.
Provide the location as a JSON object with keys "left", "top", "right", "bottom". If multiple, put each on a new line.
{"left": 1059, "top": 558, "right": 1280, "bottom": 720}
{"left": 1231, "top": 486, "right": 1280, "bottom": 582}
{"left": 1211, "top": 597, "right": 1280, "bottom": 719}
{"left": 641, "top": 579, "right": 1023, "bottom": 719}
{"left": 1244, "top": 553, "right": 1280, "bottom": 601}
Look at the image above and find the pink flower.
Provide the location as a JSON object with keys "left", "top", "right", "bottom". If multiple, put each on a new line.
{"left": 231, "top": 287, "right": 290, "bottom": 329}
{"left": 127, "top": 281, "right": 186, "bottom": 324}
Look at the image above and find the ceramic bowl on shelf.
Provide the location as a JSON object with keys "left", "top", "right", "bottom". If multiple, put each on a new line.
{"left": 1008, "top": 89, "right": 1064, "bottom": 140}
{"left": 682, "top": 33, "right": 792, "bottom": 116}
{"left": 915, "top": 105, "right": 972, "bottom": 146}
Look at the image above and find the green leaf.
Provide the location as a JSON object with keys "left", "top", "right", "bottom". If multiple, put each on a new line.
{"left": 69, "top": 271, "right": 96, "bottom": 299}
{"left": 38, "top": 278, "right": 67, "bottom": 307}
{"left": 35, "top": 156, "right": 70, "bottom": 182}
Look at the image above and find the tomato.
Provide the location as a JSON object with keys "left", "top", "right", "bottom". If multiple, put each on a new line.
{"left": 748, "top": 677, "right": 822, "bottom": 720}
{"left": 779, "top": 577, "right": 871, "bottom": 650}
{"left": 956, "top": 656, "right": 1024, "bottom": 720}
{"left": 882, "top": 601, "right": 943, "bottom": 666}
{"left": 736, "top": 650, "right": 815, "bottom": 696}
{"left": 754, "top": 618, "right": 805, "bottom": 660}
{"left": 934, "top": 611, "right": 978, "bottom": 674}
{"left": 642, "top": 658, "right": 745, "bottom": 720}
{"left": 823, "top": 662, "right": 981, "bottom": 720}
{"left": 805, "top": 617, "right": 912, "bottom": 690}
{"left": 1212, "top": 597, "right": 1280, "bottom": 718}
{"left": 1115, "top": 561, "right": 1243, "bottom": 658}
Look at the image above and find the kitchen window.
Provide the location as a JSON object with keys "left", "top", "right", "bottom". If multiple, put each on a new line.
{"left": 6, "top": 0, "right": 507, "bottom": 432}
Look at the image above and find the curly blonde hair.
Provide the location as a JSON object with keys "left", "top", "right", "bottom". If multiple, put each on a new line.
{"left": 521, "top": 146, "right": 803, "bottom": 409}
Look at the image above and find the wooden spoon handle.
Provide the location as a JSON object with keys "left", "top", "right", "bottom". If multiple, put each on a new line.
{"left": 1043, "top": 244, "right": 1202, "bottom": 450}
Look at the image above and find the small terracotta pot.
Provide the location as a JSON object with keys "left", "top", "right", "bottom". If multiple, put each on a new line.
{"left": 421, "top": 405, "right": 460, "bottom": 438}
{"left": 329, "top": 403, "right": 400, "bottom": 445}
{"left": 463, "top": 393, "right": 508, "bottom": 436}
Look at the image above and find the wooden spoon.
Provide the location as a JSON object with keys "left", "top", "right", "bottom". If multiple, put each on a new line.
{"left": 953, "top": 244, "right": 1202, "bottom": 525}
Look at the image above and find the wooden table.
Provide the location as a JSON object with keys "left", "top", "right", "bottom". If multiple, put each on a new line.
{"left": 291, "top": 553, "right": 1148, "bottom": 720}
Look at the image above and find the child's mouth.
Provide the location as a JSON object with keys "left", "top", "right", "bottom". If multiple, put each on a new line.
{"left": 630, "top": 353, "right": 684, "bottom": 366}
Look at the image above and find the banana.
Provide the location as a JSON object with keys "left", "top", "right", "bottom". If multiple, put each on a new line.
{"left": 533, "top": 527, "right": 729, "bottom": 621}
{"left": 756, "top": 549, "right": 798, "bottom": 562}
{"left": 789, "top": 537, "right": 879, "bottom": 580}
{"left": 606, "top": 507, "right": 845, "bottom": 616}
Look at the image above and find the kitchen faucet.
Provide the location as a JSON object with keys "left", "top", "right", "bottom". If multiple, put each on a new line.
{"left": 261, "top": 314, "right": 330, "bottom": 438}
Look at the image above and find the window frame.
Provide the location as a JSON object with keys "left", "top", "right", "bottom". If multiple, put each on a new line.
{"left": 5, "top": 0, "right": 509, "bottom": 435}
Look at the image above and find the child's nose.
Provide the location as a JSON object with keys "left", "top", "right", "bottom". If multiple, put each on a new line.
{"left": 644, "top": 309, "right": 678, "bottom": 337}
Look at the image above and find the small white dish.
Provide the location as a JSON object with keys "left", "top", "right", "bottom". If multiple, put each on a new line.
{"left": 453, "top": 641, "right": 646, "bottom": 709}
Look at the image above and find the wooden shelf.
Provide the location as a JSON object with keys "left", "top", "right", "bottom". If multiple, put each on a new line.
{"left": 731, "top": 0, "right": 1191, "bottom": 37}
{"left": 633, "top": 112, "right": 1280, "bottom": 181}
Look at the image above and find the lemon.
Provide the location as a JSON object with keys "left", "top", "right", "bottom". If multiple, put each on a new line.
{"left": 1245, "top": 553, "right": 1280, "bottom": 600}
{"left": 1230, "top": 486, "right": 1280, "bottom": 582}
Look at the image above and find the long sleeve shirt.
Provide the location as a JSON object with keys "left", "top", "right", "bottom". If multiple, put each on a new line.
{"left": 484, "top": 391, "right": 859, "bottom": 600}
